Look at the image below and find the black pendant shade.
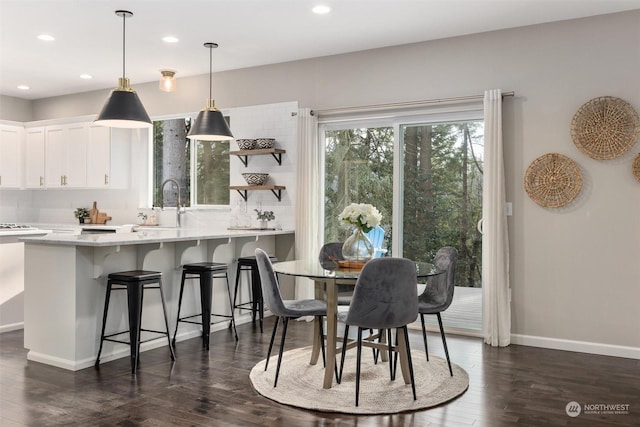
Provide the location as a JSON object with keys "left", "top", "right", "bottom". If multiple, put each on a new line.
{"left": 94, "top": 10, "right": 151, "bottom": 129}
{"left": 188, "top": 109, "right": 233, "bottom": 140}
{"left": 95, "top": 88, "right": 152, "bottom": 128}
{"left": 187, "top": 42, "right": 234, "bottom": 141}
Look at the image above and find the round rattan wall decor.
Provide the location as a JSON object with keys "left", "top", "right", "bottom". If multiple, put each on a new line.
{"left": 571, "top": 96, "right": 640, "bottom": 160}
{"left": 633, "top": 153, "right": 640, "bottom": 182}
{"left": 524, "top": 153, "right": 583, "bottom": 208}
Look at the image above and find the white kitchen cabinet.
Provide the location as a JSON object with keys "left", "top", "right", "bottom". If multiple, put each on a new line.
{"left": 86, "top": 125, "right": 129, "bottom": 188}
{"left": 24, "top": 127, "right": 46, "bottom": 188}
{"left": 44, "top": 124, "right": 87, "bottom": 188}
{"left": 0, "top": 124, "right": 23, "bottom": 188}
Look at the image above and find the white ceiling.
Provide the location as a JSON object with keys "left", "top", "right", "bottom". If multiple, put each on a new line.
{"left": 1, "top": 0, "right": 638, "bottom": 100}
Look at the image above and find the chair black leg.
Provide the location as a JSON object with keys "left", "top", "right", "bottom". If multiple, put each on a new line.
{"left": 264, "top": 316, "right": 279, "bottom": 372}
{"left": 156, "top": 281, "right": 176, "bottom": 361}
{"left": 371, "top": 329, "right": 378, "bottom": 364}
{"left": 126, "top": 284, "right": 144, "bottom": 374}
{"left": 338, "top": 324, "right": 350, "bottom": 384}
{"left": 95, "top": 282, "right": 113, "bottom": 367}
{"left": 318, "top": 316, "right": 326, "bottom": 367}
{"left": 172, "top": 271, "right": 187, "bottom": 347}
{"left": 355, "top": 328, "right": 363, "bottom": 407}
{"left": 420, "top": 313, "right": 429, "bottom": 361}
{"left": 224, "top": 273, "right": 238, "bottom": 340}
{"left": 437, "top": 313, "right": 453, "bottom": 376}
{"left": 402, "top": 326, "right": 417, "bottom": 400}
{"left": 273, "top": 317, "right": 289, "bottom": 387}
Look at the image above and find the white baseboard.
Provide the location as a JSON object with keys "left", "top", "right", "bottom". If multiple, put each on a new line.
{"left": 511, "top": 334, "right": 640, "bottom": 360}
{"left": 0, "top": 321, "right": 23, "bottom": 334}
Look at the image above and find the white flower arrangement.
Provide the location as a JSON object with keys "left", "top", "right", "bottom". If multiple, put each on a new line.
{"left": 337, "top": 203, "right": 382, "bottom": 233}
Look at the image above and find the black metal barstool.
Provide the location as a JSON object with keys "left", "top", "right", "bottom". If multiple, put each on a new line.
{"left": 95, "top": 270, "right": 176, "bottom": 374}
{"left": 233, "top": 254, "right": 277, "bottom": 333}
{"left": 172, "top": 262, "right": 238, "bottom": 350}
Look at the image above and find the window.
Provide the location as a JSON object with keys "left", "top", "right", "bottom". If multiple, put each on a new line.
{"left": 152, "top": 116, "right": 230, "bottom": 207}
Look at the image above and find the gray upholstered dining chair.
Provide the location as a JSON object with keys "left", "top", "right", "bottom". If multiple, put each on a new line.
{"left": 255, "top": 248, "right": 332, "bottom": 387}
{"left": 418, "top": 246, "right": 458, "bottom": 376}
{"left": 337, "top": 257, "right": 418, "bottom": 406}
{"left": 318, "top": 242, "right": 354, "bottom": 306}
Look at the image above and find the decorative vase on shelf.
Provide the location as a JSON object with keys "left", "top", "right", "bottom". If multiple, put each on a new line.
{"left": 259, "top": 220, "right": 268, "bottom": 229}
{"left": 342, "top": 228, "right": 374, "bottom": 262}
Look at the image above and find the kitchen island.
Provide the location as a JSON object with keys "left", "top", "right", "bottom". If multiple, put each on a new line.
{"left": 20, "top": 227, "right": 295, "bottom": 371}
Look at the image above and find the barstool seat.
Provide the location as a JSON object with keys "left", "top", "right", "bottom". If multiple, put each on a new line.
{"left": 173, "top": 262, "right": 238, "bottom": 350}
{"left": 233, "top": 255, "right": 277, "bottom": 333}
{"left": 95, "top": 270, "right": 176, "bottom": 374}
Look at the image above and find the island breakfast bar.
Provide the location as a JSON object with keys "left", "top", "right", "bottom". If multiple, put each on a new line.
{"left": 20, "top": 227, "right": 294, "bottom": 371}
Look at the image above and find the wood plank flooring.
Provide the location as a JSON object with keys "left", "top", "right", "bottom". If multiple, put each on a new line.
{"left": 1, "top": 319, "right": 638, "bottom": 426}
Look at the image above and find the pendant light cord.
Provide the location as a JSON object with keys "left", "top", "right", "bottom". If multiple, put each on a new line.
{"left": 122, "top": 12, "right": 126, "bottom": 80}
{"left": 209, "top": 44, "right": 213, "bottom": 100}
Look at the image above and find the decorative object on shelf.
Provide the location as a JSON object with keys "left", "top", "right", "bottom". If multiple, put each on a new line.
{"left": 236, "top": 139, "right": 256, "bottom": 150}
{"left": 159, "top": 70, "right": 176, "bottom": 92}
{"left": 571, "top": 96, "right": 640, "bottom": 160}
{"left": 255, "top": 138, "right": 276, "bottom": 149}
{"left": 524, "top": 153, "right": 583, "bottom": 208}
{"left": 94, "top": 10, "right": 152, "bottom": 129}
{"left": 74, "top": 207, "right": 90, "bottom": 224}
{"left": 242, "top": 173, "right": 269, "bottom": 185}
{"left": 633, "top": 153, "right": 640, "bottom": 182}
{"left": 255, "top": 209, "right": 275, "bottom": 229}
{"left": 187, "top": 42, "right": 234, "bottom": 141}
{"left": 338, "top": 203, "right": 382, "bottom": 261}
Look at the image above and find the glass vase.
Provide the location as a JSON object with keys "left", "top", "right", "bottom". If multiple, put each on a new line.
{"left": 342, "top": 228, "right": 374, "bottom": 262}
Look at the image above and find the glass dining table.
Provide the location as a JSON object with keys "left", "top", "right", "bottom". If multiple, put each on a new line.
{"left": 272, "top": 259, "right": 442, "bottom": 389}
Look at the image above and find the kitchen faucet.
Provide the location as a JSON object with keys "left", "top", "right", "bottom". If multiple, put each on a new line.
{"left": 160, "top": 178, "right": 185, "bottom": 227}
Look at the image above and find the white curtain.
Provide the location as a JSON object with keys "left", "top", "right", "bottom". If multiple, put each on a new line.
{"left": 482, "top": 89, "right": 511, "bottom": 347}
{"left": 294, "top": 108, "right": 321, "bottom": 300}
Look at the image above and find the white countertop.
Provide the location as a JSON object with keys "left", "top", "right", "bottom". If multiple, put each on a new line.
{"left": 19, "top": 226, "right": 295, "bottom": 247}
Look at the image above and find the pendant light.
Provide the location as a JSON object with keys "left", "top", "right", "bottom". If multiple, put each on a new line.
{"left": 159, "top": 70, "right": 176, "bottom": 92}
{"left": 187, "top": 42, "right": 234, "bottom": 140}
{"left": 94, "top": 10, "right": 151, "bottom": 128}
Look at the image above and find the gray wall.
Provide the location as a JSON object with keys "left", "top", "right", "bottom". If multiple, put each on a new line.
{"left": 0, "top": 95, "right": 33, "bottom": 122}
{"left": 6, "top": 11, "right": 640, "bottom": 353}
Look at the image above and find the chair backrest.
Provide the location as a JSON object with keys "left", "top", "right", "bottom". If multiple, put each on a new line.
{"left": 318, "top": 242, "right": 344, "bottom": 270}
{"left": 364, "top": 226, "right": 386, "bottom": 258}
{"left": 255, "top": 248, "right": 287, "bottom": 317}
{"left": 419, "top": 246, "right": 458, "bottom": 310}
{"left": 346, "top": 257, "right": 418, "bottom": 329}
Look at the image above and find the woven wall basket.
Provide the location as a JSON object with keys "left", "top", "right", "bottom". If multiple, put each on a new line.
{"left": 633, "top": 153, "right": 640, "bottom": 182}
{"left": 571, "top": 96, "right": 640, "bottom": 160}
{"left": 524, "top": 153, "right": 583, "bottom": 208}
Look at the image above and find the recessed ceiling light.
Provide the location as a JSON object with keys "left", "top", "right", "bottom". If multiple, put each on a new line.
{"left": 37, "top": 34, "right": 55, "bottom": 41}
{"left": 17, "top": 85, "right": 30, "bottom": 90}
{"left": 312, "top": 5, "right": 331, "bottom": 14}
{"left": 162, "top": 36, "right": 179, "bottom": 43}
{"left": 80, "top": 74, "right": 93, "bottom": 80}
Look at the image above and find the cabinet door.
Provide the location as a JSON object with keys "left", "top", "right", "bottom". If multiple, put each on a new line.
{"left": 64, "top": 124, "right": 87, "bottom": 188}
{"left": 25, "top": 127, "right": 45, "bottom": 188}
{"left": 45, "top": 126, "right": 65, "bottom": 187}
{"left": 0, "top": 125, "right": 22, "bottom": 188}
{"left": 86, "top": 125, "right": 111, "bottom": 188}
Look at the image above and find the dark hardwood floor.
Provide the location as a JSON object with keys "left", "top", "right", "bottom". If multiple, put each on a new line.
{"left": 1, "top": 319, "right": 638, "bottom": 426}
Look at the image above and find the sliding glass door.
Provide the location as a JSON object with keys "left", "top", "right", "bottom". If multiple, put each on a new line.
{"left": 321, "top": 110, "right": 484, "bottom": 332}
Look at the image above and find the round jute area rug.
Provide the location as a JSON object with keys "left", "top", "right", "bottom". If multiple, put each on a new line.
{"left": 249, "top": 346, "right": 468, "bottom": 414}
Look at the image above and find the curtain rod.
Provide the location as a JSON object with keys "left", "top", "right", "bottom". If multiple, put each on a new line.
{"left": 312, "top": 91, "right": 514, "bottom": 116}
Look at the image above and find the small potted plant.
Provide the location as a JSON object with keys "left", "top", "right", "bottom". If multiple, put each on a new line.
{"left": 74, "top": 207, "right": 90, "bottom": 224}
{"left": 254, "top": 209, "right": 275, "bottom": 229}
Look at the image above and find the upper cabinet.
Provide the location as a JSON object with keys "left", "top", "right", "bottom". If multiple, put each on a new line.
{"left": 44, "top": 124, "right": 87, "bottom": 188}
{"left": 24, "top": 127, "right": 45, "bottom": 188}
{"left": 0, "top": 124, "right": 23, "bottom": 188}
{"left": 86, "top": 125, "right": 129, "bottom": 189}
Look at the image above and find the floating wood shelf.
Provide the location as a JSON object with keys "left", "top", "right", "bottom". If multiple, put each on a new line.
{"left": 230, "top": 148, "right": 286, "bottom": 167}
{"left": 229, "top": 185, "right": 286, "bottom": 202}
